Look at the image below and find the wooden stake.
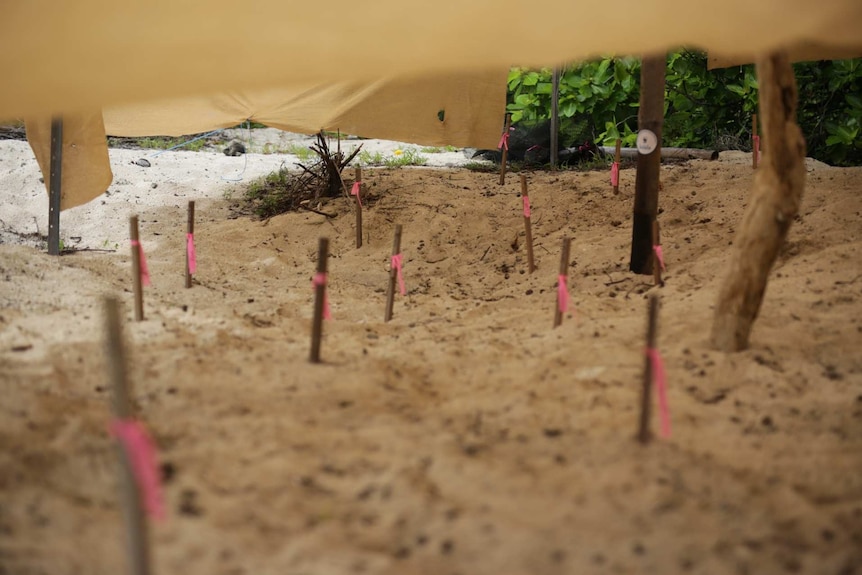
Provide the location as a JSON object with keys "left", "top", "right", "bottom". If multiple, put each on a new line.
{"left": 651, "top": 219, "right": 664, "bottom": 287}
{"left": 629, "top": 53, "right": 666, "bottom": 275}
{"left": 711, "top": 52, "right": 805, "bottom": 352}
{"left": 613, "top": 139, "right": 622, "bottom": 195}
{"left": 185, "top": 201, "right": 195, "bottom": 289}
{"left": 104, "top": 296, "right": 151, "bottom": 575}
{"left": 752, "top": 113, "right": 758, "bottom": 170}
{"left": 47, "top": 117, "right": 63, "bottom": 256}
{"left": 553, "top": 237, "right": 571, "bottom": 328}
{"left": 310, "top": 237, "right": 329, "bottom": 363}
{"left": 498, "top": 114, "right": 511, "bottom": 186}
{"left": 520, "top": 175, "right": 536, "bottom": 274}
{"left": 130, "top": 216, "right": 144, "bottom": 322}
{"left": 638, "top": 294, "right": 659, "bottom": 444}
{"left": 353, "top": 166, "right": 363, "bottom": 249}
{"left": 550, "top": 68, "right": 561, "bottom": 169}
{"left": 384, "top": 224, "right": 403, "bottom": 322}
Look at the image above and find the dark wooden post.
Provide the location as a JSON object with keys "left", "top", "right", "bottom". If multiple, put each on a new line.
{"left": 711, "top": 52, "right": 806, "bottom": 352}
{"left": 638, "top": 294, "right": 659, "bottom": 444}
{"left": 752, "top": 113, "right": 759, "bottom": 170}
{"left": 384, "top": 224, "right": 403, "bottom": 322}
{"left": 520, "top": 175, "right": 536, "bottom": 274}
{"left": 629, "top": 54, "right": 666, "bottom": 275}
{"left": 498, "top": 114, "right": 512, "bottom": 186}
{"left": 130, "top": 216, "right": 144, "bottom": 322}
{"left": 310, "top": 238, "right": 329, "bottom": 363}
{"left": 104, "top": 297, "right": 151, "bottom": 575}
{"left": 47, "top": 117, "right": 63, "bottom": 255}
{"left": 185, "top": 201, "right": 195, "bottom": 289}
{"left": 550, "top": 67, "right": 561, "bottom": 169}
{"left": 553, "top": 237, "right": 571, "bottom": 328}
{"left": 613, "top": 139, "right": 622, "bottom": 194}
{"left": 353, "top": 167, "right": 363, "bottom": 249}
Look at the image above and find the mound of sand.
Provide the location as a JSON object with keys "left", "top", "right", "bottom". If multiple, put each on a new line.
{"left": 1, "top": 139, "right": 860, "bottom": 574}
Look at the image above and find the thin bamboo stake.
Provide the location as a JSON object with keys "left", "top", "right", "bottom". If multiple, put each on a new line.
{"left": 638, "top": 294, "right": 659, "bottom": 444}
{"left": 520, "top": 175, "right": 536, "bottom": 274}
{"left": 130, "top": 216, "right": 144, "bottom": 322}
{"left": 310, "top": 237, "right": 329, "bottom": 363}
{"left": 185, "top": 201, "right": 195, "bottom": 289}
{"left": 652, "top": 220, "right": 664, "bottom": 287}
{"left": 498, "top": 114, "right": 511, "bottom": 186}
{"left": 104, "top": 296, "right": 151, "bottom": 575}
{"left": 47, "top": 117, "right": 63, "bottom": 256}
{"left": 553, "top": 237, "right": 571, "bottom": 328}
{"left": 613, "top": 139, "right": 622, "bottom": 194}
{"left": 384, "top": 224, "right": 403, "bottom": 322}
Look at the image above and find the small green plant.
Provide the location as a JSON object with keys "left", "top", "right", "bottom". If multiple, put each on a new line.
{"left": 282, "top": 142, "right": 316, "bottom": 161}
{"left": 420, "top": 145, "right": 458, "bottom": 153}
{"left": 136, "top": 136, "right": 207, "bottom": 152}
{"left": 243, "top": 167, "right": 295, "bottom": 219}
{"left": 358, "top": 148, "right": 427, "bottom": 167}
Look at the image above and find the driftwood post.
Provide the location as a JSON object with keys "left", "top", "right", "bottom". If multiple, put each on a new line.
{"left": 104, "top": 297, "right": 151, "bottom": 575}
{"left": 520, "top": 175, "right": 536, "bottom": 274}
{"left": 498, "top": 114, "right": 512, "bottom": 186}
{"left": 711, "top": 51, "right": 806, "bottom": 352}
{"left": 629, "top": 54, "right": 666, "bottom": 275}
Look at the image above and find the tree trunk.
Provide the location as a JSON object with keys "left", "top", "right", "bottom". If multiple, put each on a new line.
{"left": 710, "top": 51, "right": 806, "bottom": 352}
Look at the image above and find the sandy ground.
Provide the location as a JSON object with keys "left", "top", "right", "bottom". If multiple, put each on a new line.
{"left": 0, "top": 136, "right": 861, "bottom": 575}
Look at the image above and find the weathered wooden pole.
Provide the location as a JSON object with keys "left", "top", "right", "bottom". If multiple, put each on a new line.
{"left": 498, "top": 114, "right": 512, "bottom": 186}
{"left": 353, "top": 167, "right": 363, "bottom": 249}
{"left": 629, "top": 54, "right": 666, "bottom": 275}
{"left": 185, "top": 201, "right": 195, "bottom": 288}
{"left": 384, "top": 224, "right": 403, "bottom": 322}
{"left": 612, "top": 139, "right": 622, "bottom": 194}
{"left": 310, "top": 237, "right": 329, "bottom": 363}
{"left": 553, "top": 237, "right": 571, "bottom": 328}
{"left": 638, "top": 294, "right": 659, "bottom": 444}
{"left": 550, "top": 67, "right": 561, "bottom": 169}
{"left": 711, "top": 52, "right": 805, "bottom": 352}
{"left": 129, "top": 216, "right": 144, "bottom": 322}
{"left": 651, "top": 220, "right": 664, "bottom": 287}
{"left": 47, "top": 117, "right": 63, "bottom": 255}
{"left": 520, "top": 175, "right": 536, "bottom": 274}
{"left": 104, "top": 297, "right": 152, "bottom": 575}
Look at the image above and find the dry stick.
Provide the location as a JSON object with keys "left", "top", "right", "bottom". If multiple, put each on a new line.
{"left": 553, "top": 237, "right": 571, "bottom": 328}
{"left": 104, "top": 296, "right": 151, "bottom": 575}
{"left": 309, "top": 237, "right": 329, "bottom": 363}
{"left": 638, "top": 294, "right": 660, "bottom": 444}
{"left": 520, "top": 175, "right": 536, "bottom": 274}
{"left": 498, "top": 114, "right": 512, "bottom": 186}
{"left": 185, "top": 201, "right": 195, "bottom": 289}
{"left": 613, "top": 139, "right": 622, "bottom": 195}
{"left": 129, "top": 216, "right": 144, "bottom": 322}
{"left": 353, "top": 167, "right": 363, "bottom": 249}
{"left": 752, "top": 113, "right": 759, "bottom": 170}
{"left": 652, "top": 219, "right": 664, "bottom": 287}
{"left": 384, "top": 224, "right": 403, "bottom": 322}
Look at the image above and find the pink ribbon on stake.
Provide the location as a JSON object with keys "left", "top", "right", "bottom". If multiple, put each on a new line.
{"left": 522, "top": 196, "right": 531, "bottom": 218}
{"left": 130, "top": 240, "right": 151, "bottom": 286}
{"left": 498, "top": 131, "right": 509, "bottom": 151}
{"left": 312, "top": 272, "right": 332, "bottom": 320}
{"left": 390, "top": 253, "right": 406, "bottom": 296}
{"left": 186, "top": 233, "right": 197, "bottom": 274}
{"left": 753, "top": 134, "right": 761, "bottom": 163}
{"left": 109, "top": 419, "right": 166, "bottom": 520}
{"left": 610, "top": 161, "right": 620, "bottom": 187}
{"left": 653, "top": 244, "right": 666, "bottom": 271}
{"left": 350, "top": 181, "right": 362, "bottom": 208}
{"left": 557, "top": 274, "right": 570, "bottom": 313}
{"left": 646, "top": 348, "right": 672, "bottom": 438}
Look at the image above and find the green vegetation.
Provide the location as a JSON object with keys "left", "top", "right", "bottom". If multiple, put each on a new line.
{"left": 242, "top": 167, "right": 294, "bottom": 219}
{"left": 263, "top": 142, "right": 316, "bottom": 161}
{"left": 358, "top": 147, "right": 427, "bottom": 167}
{"left": 506, "top": 52, "right": 862, "bottom": 165}
{"left": 136, "top": 136, "right": 208, "bottom": 152}
{"left": 420, "top": 145, "right": 458, "bottom": 153}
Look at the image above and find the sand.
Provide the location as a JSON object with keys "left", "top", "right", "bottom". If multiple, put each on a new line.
{"left": 0, "top": 136, "right": 861, "bottom": 575}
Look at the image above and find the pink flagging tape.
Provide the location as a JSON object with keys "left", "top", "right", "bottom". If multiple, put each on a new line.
{"left": 522, "top": 196, "right": 531, "bottom": 218}
{"left": 350, "top": 182, "right": 362, "bottom": 208}
{"left": 557, "top": 274, "right": 570, "bottom": 313}
{"left": 653, "top": 245, "right": 666, "bottom": 271}
{"left": 611, "top": 161, "right": 620, "bottom": 187}
{"left": 498, "top": 132, "right": 509, "bottom": 151}
{"left": 753, "top": 134, "right": 761, "bottom": 163}
{"left": 646, "top": 348, "right": 672, "bottom": 438}
{"left": 109, "top": 419, "right": 166, "bottom": 520}
{"left": 186, "top": 233, "right": 197, "bottom": 274}
{"left": 130, "top": 240, "right": 151, "bottom": 286}
{"left": 391, "top": 253, "right": 406, "bottom": 296}
{"left": 312, "top": 272, "right": 332, "bottom": 320}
